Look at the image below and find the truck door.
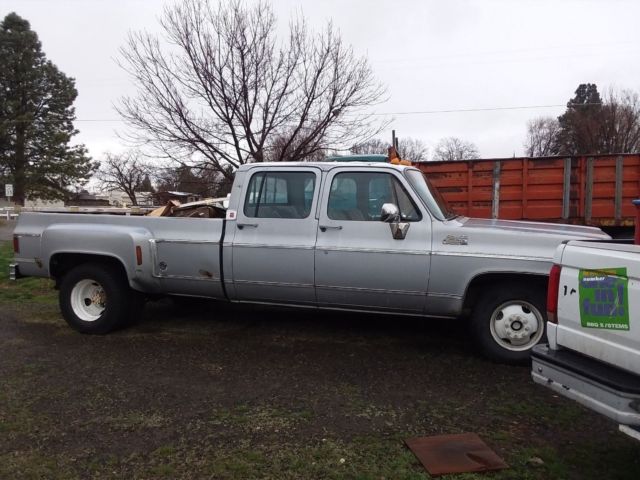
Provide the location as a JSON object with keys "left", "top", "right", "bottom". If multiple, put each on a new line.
{"left": 314, "top": 167, "right": 431, "bottom": 313}
{"left": 231, "top": 167, "right": 320, "bottom": 305}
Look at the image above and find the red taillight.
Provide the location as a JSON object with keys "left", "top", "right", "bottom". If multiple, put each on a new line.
{"left": 547, "top": 264, "right": 562, "bottom": 324}
{"left": 12, "top": 235, "right": 19, "bottom": 254}
{"left": 135, "top": 246, "right": 143, "bottom": 266}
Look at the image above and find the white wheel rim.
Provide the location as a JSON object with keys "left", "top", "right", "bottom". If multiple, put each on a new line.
{"left": 489, "top": 300, "right": 544, "bottom": 351}
{"left": 70, "top": 279, "right": 107, "bottom": 322}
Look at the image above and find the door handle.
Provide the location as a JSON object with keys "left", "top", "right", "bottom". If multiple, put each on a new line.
{"left": 319, "top": 225, "right": 342, "bottom": 232}
{"left": 237, "top": 223, "right": 258, "bottom": 230}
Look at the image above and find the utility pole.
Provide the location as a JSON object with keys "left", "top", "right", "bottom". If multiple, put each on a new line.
{"left": 391, "top": 130, "right": 400, "bottom": 155}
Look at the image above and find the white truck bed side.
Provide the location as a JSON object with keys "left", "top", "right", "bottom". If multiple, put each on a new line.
{"left": 554, "top": 241, "right": 640, "bottom": 374}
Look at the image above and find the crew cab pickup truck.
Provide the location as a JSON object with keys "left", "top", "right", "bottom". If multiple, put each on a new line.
{"left": 532, "top": 240, "right": 640, "bottom": 438}
{"left": 10, "top": 162, "right": 610, "bottom": 363}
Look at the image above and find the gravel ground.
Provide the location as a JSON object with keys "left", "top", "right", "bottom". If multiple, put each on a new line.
{"left": 1, "top": 236, "right": 640, "bottom": 479}
{"left": 1, "top": 292, "right": 640, "bottom": 479}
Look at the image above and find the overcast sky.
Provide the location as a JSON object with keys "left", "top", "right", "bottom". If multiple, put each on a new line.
{"left": 2, "top": 0, "right": 639, "bottom": 160}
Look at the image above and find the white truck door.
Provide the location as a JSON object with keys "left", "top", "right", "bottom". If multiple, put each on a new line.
{"left": 314, "top": 167, "right": 431, "bottom": 313}
{"left": 231, "top": 167, "right": 320, "bottom": 305}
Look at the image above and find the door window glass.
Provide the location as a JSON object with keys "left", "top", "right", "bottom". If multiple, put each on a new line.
{"left": 327, "top": 172, "right": 421, "bottom": 221}
{"left": 244, "top": 171, "right": 316, "bottom": 218}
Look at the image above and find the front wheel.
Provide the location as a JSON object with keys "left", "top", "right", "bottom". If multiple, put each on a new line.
{"left": 59, "top": 263, "right": 140, "bottom": 334}
{"left": 470, "top": 285, "right": 547, "bottom": 364}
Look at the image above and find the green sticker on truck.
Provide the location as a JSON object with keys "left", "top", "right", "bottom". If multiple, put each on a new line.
{"left": 579, "top": 267, "right": 629, "bottom": 330}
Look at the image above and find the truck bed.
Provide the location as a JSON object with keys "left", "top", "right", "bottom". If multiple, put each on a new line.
{"left": 13, "top": 212, "right": 227, "bottom": 299}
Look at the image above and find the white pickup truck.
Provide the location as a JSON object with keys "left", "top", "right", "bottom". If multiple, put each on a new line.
{"left": 532, "top": 239, "right": 640, "bottom": 439}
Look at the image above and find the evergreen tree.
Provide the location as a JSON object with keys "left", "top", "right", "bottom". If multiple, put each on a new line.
{"left": 137, "top": 175, "right": 155, "bottom": 193}
{"left": 0, "top": 12, "right": 96, "bottom": 204}
{"left": 554, "top": 83, "right": 604, "bottom": 155}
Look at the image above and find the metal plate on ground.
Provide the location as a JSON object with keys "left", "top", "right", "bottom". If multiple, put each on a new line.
{"left": 405, "top": 432, "right": 508, "bottom": 477}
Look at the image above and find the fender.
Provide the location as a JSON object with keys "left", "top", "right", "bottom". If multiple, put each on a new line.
{"left": 42, "top": 223, "right": 160, "bottom": 293}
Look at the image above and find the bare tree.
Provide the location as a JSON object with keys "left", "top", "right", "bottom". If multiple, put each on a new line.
{"left": 524, "top": 117, "right": 560, "bottom": 157}
{"left": 432, "top": 137, "right": 480, "bottom": 161}
{"left": 599, "top": 88, "right": 640, "bottom": 154}
{"left": 351, "top": 137, "right": 428, "bottom": 161}
{"left": 157, "top": 164, "right": 233, "bottom": 198}
{"left": 398, "top": 137, "right": 429, "bottom": 162}
{"left": 118, "top": 0, "right": 386, "bottom": 180}
{"left": 265, "top": 130, "right": 327, "bottom": 162}
{"left": 99, "top": 151, "right": 153, "bottom": 206}
{"left": 350, "top": 138, "right": 387, "bottom": 155}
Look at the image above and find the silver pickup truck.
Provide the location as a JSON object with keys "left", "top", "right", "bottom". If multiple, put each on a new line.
{"left": 10, "top": 162, "right": 609, "bottom": 363}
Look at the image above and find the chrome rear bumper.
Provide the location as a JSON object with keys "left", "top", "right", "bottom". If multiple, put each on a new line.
{"left": 532, "top": 344, "right": 640, "bottom": 426}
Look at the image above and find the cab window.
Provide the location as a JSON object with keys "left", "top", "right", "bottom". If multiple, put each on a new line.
{"left": 327, "top": 172, "right": 421, "bottom": 221}
{"left": 244, "top": 171, "right": 316, "bottom": 218}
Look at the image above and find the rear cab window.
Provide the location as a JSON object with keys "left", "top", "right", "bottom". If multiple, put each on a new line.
{"left": 244, "top": 171, "right": 316, "bottom": 219}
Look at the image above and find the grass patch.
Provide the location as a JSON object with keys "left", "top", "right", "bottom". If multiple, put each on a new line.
{"left": 127, "top": 437, "right": 429, "bottom": 480}
{"left": 485, "top": 382, "right": 588, "bottom": 429}
{"left": 0, "top": 240, "right": 57, "bottom": 305}
{"left": 0, "top": 429, "right": 638, "bottom": 480}
{"left": 0, "top": 452, "right": 79, "bottom": 480}
{"left": 210, "top": 404, "right": 314, "bottom": 433}
{"left": 201, "top": 438, "right": 426, "bottom": 480}
{"left": 101, "top": 411, "right": 167, "bottom": 430}
{"left": 152, "top": 445, "right": 177, "bottom": 458}
{"left": 0, "top": 365, "right": 58, "bottom": 440}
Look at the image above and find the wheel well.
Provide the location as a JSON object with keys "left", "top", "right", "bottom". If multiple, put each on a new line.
{"left": 50, "top": 253, "right": 128, "bottom": 284}
{"left": 462, "top": 273, "right": 548, "bottom": 317}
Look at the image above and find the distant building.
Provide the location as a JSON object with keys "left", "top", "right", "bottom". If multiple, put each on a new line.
{"left": 101, "top": 190, "right": 156, "bottom": 207}
{"left": 24, "top": 198, "right": 65, "bottom": 208}
{"left": 153, "top": 191, "right": 202, "bottom": 205}
{"left": 67, "top": 190, "right": 110, "bottom": 207}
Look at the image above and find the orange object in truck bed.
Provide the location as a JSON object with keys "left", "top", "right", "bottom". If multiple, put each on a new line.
{"left": 414, "top": 154, "right": 640, "bottom": 230}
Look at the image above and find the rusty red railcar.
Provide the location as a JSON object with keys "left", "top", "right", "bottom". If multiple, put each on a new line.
{"left": 414, "top": 154, "right": 640, "bottom": 235}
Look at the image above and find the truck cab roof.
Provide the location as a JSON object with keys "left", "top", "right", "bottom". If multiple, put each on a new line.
{"left": 237, "top": 161, "right": 414, "bottom": 172}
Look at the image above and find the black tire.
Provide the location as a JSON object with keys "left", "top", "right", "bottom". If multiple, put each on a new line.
{"left": 470, "top": 284, "right": 547, "bottom": 364}
{"left": 59, "top": 262, "right": 138, "bottom": 334}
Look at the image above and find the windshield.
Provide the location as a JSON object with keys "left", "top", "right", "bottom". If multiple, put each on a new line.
{"left": 405, "top": 169, "right": 458, "bottom": 221}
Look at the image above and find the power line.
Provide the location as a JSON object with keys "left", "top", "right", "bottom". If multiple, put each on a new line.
{"left": 369, "top": 104, "right": 568, "bottom": 116}
{"left": 350, "top": 103, "right": 604, "bottom": 116}
{"left": 0, "top": 102, "right": 604, "bottom": 124}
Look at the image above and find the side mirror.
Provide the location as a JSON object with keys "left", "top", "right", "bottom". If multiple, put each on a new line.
{"left": 380, "top": 203, "right": 400, "bottom": 223}
{"left": 380, "top": 203, "right": 410, "bottom": 240}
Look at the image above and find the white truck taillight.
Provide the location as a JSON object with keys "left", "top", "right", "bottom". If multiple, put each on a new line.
{"left": 547, "top": 264, "right": 562, "bottom": 324}
{"left": 12, "top": 235, "right": 19, "bottom": 254}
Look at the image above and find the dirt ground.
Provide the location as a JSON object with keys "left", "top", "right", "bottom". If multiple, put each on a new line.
{"left": 1, "top": 236, "right": 640, "bottom": 479}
